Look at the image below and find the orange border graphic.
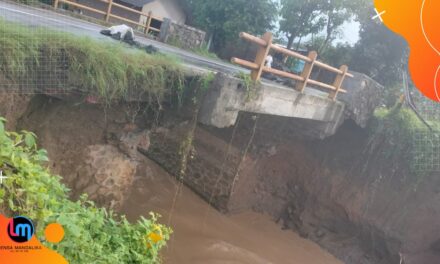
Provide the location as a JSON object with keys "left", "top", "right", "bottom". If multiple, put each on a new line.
{"left": 374, "top": 0, "right": 440, "bottom": 102}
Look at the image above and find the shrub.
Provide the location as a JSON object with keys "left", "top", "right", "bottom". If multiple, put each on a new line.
{"left": 0, "top": 117, "right": 172, "bottom": 263}
{"left": 370, "top": 106, "right": 440, "bottom": 177}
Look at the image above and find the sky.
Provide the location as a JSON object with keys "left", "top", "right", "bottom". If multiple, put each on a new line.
{"left": 339, "top": 21, "right": 360, "bottom": 45}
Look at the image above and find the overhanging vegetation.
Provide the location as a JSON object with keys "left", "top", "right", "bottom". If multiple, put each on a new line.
{"left": 0, "top": 19, "right": 183, "bottom": 263}
{"left": 370, "top": 106, "right": 440, "bottom": 177}
{"left": 0, "top": 118, "right": 171, "bottom": 263}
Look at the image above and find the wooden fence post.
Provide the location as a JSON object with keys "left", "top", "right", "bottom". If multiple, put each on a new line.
{"left": 329, "top": 65, "right": 348, "bottom": 100}
{"left": 53, "top": 0, "right": 59, "bottom": 9}
{"left": 295, "top": 51, "right": 317, "bottom": 92}
{"left": 144, "top": 11, "right": 153, "bottom": 34}
{"left": 105, "top": 0, "right": 113, "bottom": 22}
{"left": 250, "top": 32, "right": 273, "bottom": 82}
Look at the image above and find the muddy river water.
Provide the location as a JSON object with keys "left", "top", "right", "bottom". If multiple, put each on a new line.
{"left": 121, "top": 158, "right": 342, "bottom": 264}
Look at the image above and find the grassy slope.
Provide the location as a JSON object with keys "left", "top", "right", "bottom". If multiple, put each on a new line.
{"left": 0, "top": 19, "right": 180, "bottom": 263}
{"left": 0, "top": 19, "right": 184, "bottom": 104}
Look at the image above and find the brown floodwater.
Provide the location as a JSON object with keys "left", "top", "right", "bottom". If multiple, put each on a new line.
{"left": 121, "top": 158, "right": 342, "bottom": 264}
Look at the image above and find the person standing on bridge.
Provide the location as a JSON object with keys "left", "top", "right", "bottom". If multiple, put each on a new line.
{"left": 265, "top": 54, "right": 273, "bottom": 68}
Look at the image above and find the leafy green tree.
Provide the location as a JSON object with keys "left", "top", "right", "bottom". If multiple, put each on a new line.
{"left": 279, "top": 0, "right": 327, "bottom": 50}
{"left": 318, "top": 0, "right": 352, "bottom": 52}
{"left": 307, "top": 36, "right": 354, "bottom": 66}
{"left": 350, "top": 8, "right": 408, "bottom": 86}
{"left": 185, "top": 0, "right": 277, "bottom": 51}
{"left": 279, "top": 0, "right": 368, "bottom": 51}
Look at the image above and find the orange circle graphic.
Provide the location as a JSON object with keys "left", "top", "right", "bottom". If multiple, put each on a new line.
{"left": 44, "top": 223, "right": 65, "bottom": 244}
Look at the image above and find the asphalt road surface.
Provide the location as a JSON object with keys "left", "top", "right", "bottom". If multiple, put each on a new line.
{"left": 0, "top": 0, "right": 247, "bottom": 75}
{"left": 0, "top": 1, "right": 331, "bottom": 99}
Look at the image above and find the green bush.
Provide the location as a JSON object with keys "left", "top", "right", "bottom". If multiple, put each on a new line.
{"left": 0, "top": 117, "right": 172, "bottom": 263}
{"left": 370, "top": 106, "right": 440, "bottom": 177}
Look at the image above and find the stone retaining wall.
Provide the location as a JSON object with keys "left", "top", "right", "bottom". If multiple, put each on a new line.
{"left": 159, "top": 18, "right": 206, "bottom": 50}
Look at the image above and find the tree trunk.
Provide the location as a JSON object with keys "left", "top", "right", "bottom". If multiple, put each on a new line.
{"left": 207, "top": 33, "right": 213, "bottom": 50}
{"left": 296, "top": 36, "right": 303, "bottom": 50}
{"left": 286, "top": 34, "right": 295, "bottom": 50}
{"left": 319, "top": 12, "right": 333, "bottom": 53}
{"left": 319, "top": 35, "right": 331, "bottom": 53}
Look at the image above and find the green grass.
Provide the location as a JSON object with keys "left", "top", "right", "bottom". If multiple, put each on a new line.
{"left": 191, "top": 44, "right": 220, "bottom": 60}
{"left": 235, "top": 71, "right": 258, "bottom": 101}
{"left": 0, "top": 19, "right": 184, "bottom": 105}
{"left": 166, "top": 36, "right": 220, "bottom": 60}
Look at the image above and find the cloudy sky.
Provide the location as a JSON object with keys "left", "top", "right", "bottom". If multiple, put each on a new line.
{"left": 339, "top": 21, "right": 360, "bottom": 45}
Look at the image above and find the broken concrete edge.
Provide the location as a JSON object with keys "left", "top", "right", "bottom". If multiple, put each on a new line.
{"left": 339, "top": 71, "right": 385, "bottom": 128}
{"left": 198, "top": 72, "right": 349, "bottom": 138}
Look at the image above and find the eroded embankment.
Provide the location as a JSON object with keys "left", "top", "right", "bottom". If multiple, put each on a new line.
{"left": 215, "top": 112, "right": 440, "bottom": 264}
{"left": 1, "top": 93, "right": 438, "bottom": 264}
{"left": 0, "top": 94, "right": 342, "bottom": 263}
{"left": 136, "top": 104, "right": 439, "bottom": 264}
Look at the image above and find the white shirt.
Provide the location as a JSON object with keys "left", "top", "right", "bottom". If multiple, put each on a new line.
{"left": 108, "top": 24, "right": 135, "bottom": 40}
{"left": 265, "top": 55, "right": 273, "bottom": 68}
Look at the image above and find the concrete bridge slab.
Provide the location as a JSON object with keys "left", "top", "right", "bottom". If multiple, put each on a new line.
{"left": 199, "top": 73, "right": 346, "bottom": 138}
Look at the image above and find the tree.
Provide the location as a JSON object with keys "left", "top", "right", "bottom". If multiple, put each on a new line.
{"left": 307, "top": 36, "right": 354, "bottom": 66}
{"left": 279, "top": 0, "right": 368, "bottom": 51}
{"left": 318, "top": 0, "right": 351, "bottom": 52}
{"left": 350, "top": 8, "right": 408, "bottom": 86}
{"left": 184, "top": 0, "right": 277, "bottom": 51}
{"left": 279, "top": 0, "right": 327, "bottom": 50}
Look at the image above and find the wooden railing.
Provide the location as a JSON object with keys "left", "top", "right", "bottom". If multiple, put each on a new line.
{"left": 231, "top": 32, "right": 354, "bottom": 100}
{"left": 53, "top": 0, "right": 163, "bottom": 35}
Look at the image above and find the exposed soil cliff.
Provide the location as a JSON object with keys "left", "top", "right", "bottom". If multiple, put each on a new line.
{"left": 0, "top": 94, "right": 343, "bottom": 263}
{"left": 224, "top": 114, "right": 440, "bottom": 264}
{"left": 1, "top": 93, "right": 438, "bottom": 264}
